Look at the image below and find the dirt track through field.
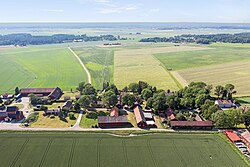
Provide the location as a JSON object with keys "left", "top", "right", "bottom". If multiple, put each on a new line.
{"left": 68, "top": 47, "right": 92, "bottom": 84}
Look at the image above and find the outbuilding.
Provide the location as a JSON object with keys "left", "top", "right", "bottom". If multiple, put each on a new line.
{"left": 170, "top": 121, "right": 213, "bottom": 130}
{"left": 98, "top": 116, "right": 130, "bottom": 128}
{"left": 224, "top": 130, "right": 241, "bottom": 143}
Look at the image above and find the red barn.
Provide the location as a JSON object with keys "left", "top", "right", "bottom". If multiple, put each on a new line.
{"left": 6, "top": 106, "right": 24, "bottom": 121}
{"left": 98, "top": 116, "right": 129, "bottom": 128}
{"left": 133, "top": 105, "right": 147, "bottom": 128}
{"left": 170, "top": 121, "right": 213, "bottom": 130}
{"left": 20, "top": 87, "right": 62, "bottom": 99}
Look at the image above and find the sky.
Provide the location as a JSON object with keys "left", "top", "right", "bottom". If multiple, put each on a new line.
{"left": 0, "top": 0, "right": 249, "bottom": 23}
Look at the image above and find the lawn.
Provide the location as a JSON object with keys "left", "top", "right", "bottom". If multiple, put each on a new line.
{"left": 114, "top": 45, "right": 207, "bottom": 90}
{"left": 79, "top": 110, "right": 109, "bottom": 128}
{"left": 72, "top": 47, "right": 114, "bottom": 90}
{"left": 0, "top": 45, "right": 87, "bottom": 94}
{"left": 29, "top": 112, "right": 79, "bottom": 128}
{"left": 0, "top": 133, "right": 248, "bottom": 167}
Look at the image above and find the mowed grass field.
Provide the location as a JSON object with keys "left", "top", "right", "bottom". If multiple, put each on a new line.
{"left": 155, "top": 43, "right": 250, "bottom": 96}
{"left": 72, "top": 47, "right": 114, "bottom": 90}
{"left": 177, "top": 61, "right": 250, "bottom": 96}
{"left": 0, "top": 46, "right": 87, "bottom": 93}
{"left": 114, "top": 45, "right": 209, "bottom": 90}
{"left": 0, "top": 133, "right": 248, "bottom": 167}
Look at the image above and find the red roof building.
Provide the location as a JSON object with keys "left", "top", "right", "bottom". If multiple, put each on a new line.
{"left": 224, "top": 130, "right": 241, "bottom": 143}
{"left": 20, "top": 87, "right": 62, "bottom": 99}
{"left": 133, "top": 105, "right": 147, "bottom": 128}
{"left": 98, "top": 116, "right": 130, "bottom": 128}
{"left": 170, "top": 121, "right": 213, "bottom": 130}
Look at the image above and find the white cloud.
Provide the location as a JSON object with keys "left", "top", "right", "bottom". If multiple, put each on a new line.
{"left": 97, "top": 8, "right": 121, "bottom": 14}
{"left": 97, "top": 4, "right": 138, "bottom": 14}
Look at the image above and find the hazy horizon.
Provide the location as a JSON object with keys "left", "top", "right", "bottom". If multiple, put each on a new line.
{"left": 1, "top": 0, "right": 250, "bottom": 23}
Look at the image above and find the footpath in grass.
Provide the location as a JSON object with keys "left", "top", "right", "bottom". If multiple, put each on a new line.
{"left": 72, "top": 47, "right": 114, "bottom": 90}
{"left": 0, "top": 133, "right": 248, "bottom": 167}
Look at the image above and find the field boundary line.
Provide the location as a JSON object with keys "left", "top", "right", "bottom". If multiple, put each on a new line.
{"left": 122, "top": 140, "right": 129, "bottom": 167}
{"left": 172, "top": 140, "right": 188, "bottom": 166}
{"left": 68, "top": 47, "right": 92, "bottom": 84}
{"left": 39, "top": 139, "right": 53, "bottom": 167}
{"left": 10, "top": 138, "right": 29, "bottom": 167}
{"left": 152, "top": 54, "right": 183, "bottom": 89}
{"left": 147, "top": 139, "right": 158, "bottom": 167}
{"left": 97, "top": 138, "right": 102, "bottom": 167}
{"left": 68, "top": 138, "right": 77, "bottom": 167}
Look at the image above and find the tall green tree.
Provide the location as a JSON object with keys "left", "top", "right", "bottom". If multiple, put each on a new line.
{"left": 138, "top": 81, "right": 148, "bottom": 94}
{"left": 128, "top": 83, "right": 139, "bottom": 94}
{"left": 15, "top": 87, "right": 20, "bottom": 95}
{"left": 77, "top": 82, "right": 86, "bottom": 95}
{"left": 82, "top": 84, "right": 96, "bottom": 95}
{"left": 214, "top": 85, "right": 224, "bottom": 99}
{"left": 102, "top": 90, "right": 118, "bottom": 108}
{"left": 122, "top": 94, "right": 136, "bottom": 108}
{"left": 141, "top": 88, "right": 153, "bottom": 100}
{"left": 224, "top": 84, "right": 236, "bottom": 100}
{"left": 243, "top": 110, "right": 250, "bottom": 128}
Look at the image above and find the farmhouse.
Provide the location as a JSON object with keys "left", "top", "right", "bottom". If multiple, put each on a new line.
{"left": 215, "top": 100, "right": 234, "bottom": 108}
{"left": 133, "top": 105, "right": 147, "bottom": 127}
{"left": 98, "top": 116, "right": 129, "bottom": 128}
{"left": 224, "top": 130, "right": 241, "bottom": 143}
{"left": 20, "top": 87, "right": 62, "bottom": 99}
{"left": 170, "top": 121, "right": 213, "bottom": 130}
{"left": 0, "top": 106, "right": 24, "bottom": 121}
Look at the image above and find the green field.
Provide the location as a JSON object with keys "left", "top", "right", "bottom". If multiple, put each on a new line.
{"left": 155, "top": 43, "right": 250, "bottom": 71}
{"left": 114, "top": 45, "right": 208, "bottom": 90}
{"left": 0, "top": 46, "right": 87, "bottom": 93}
{"left": 0, "top": 133, "right": 248, "bottom": 167}
{"left": 154, "top": 43, "right": 250, "bottom": 96}
{"left": 72, "top": 47, "right": 114, "bottom": 90}
{"left": 176, "top": 61, "right": 250, "bottom": 96}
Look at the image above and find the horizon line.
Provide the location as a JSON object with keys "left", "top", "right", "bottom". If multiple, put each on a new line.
{"left": 0, "top": 21, "right": 250, "bottom": 24}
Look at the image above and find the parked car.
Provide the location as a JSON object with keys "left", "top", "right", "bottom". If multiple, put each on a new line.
{"left": 235, "top": 142, "right": 245, "bottom": 146}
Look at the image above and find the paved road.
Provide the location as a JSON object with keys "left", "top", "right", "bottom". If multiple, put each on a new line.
{"left": 68, "top": 47, "right": 92, "bottom": 84}
{"left": 71, "top": 110, "right": 84, "bottom": 130}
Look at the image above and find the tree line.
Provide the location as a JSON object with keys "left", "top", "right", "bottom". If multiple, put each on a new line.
{"left": 0, "top": 33, "right": 124, "bottom": 46}
{"left": 140, "top": 32, "right": 250, "bottom": 44}
{"left": 24, "top": 80, "right": 250, "bottom": 129}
